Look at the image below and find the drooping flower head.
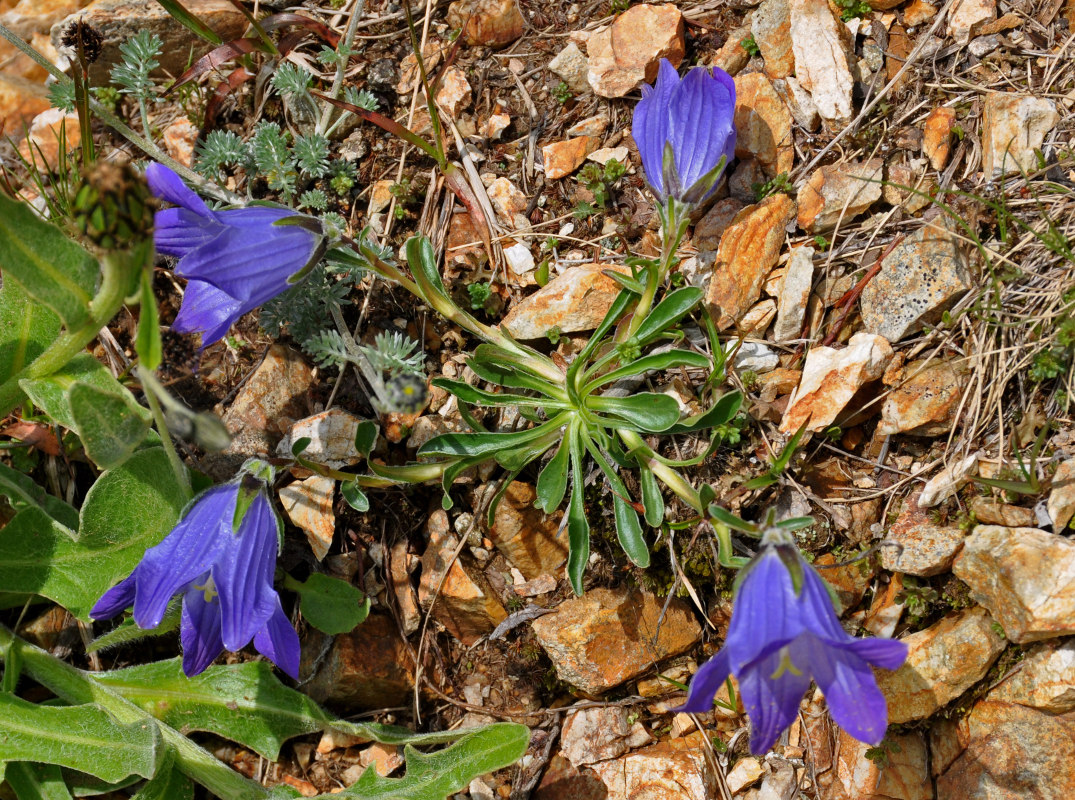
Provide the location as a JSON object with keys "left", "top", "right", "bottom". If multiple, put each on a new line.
{"left": 147, "top": 163, "right": 325, "bottom": 349}
{"left": 91, "top": 459, "right": 300, "bottom": 678}
{"left": 632, "top": 59, "right": 737, "bottom": 207}
{"left": 678, "top": 525, "right": 907, "bottom": 753}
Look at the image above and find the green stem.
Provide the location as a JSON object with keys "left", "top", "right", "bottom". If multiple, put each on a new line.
{"left": 617, "top": 428, "right": 701, "bottom": 512}
{"left": 0, "top": 625, "right": 270, "bottom": 799}
{"left": 0, "top": 254, "right": 132, "bottom": 417}
{"left": 316, "top": 0, "right": 366, "bottom": 135}
{"left": 621, "top": 199, "right": 689, "bottom": 341}
{"left": 138, "top": 367, "right": 191, "bottom": 500}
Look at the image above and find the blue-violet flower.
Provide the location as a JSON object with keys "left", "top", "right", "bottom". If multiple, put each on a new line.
{"left": 91, "top": 462, "right": 300, "bottom": 678}
{"left": 632, "top": 59, "right": 737, "bottom": 207}
{"left": 147, "top": 163, "right": 324, "bottom": 348}
{"left": 678, "top": 539, "right": 907, "bottom": 753}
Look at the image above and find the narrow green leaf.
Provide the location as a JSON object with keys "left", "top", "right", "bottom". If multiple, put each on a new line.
{"left": 4, "top": 763, "right": 73, "bottom": 800}
{"left": 294, "top": 573, "right": 370, "bottom": 635}
{"left": 69, "top": 382, "right": 153, "bottom": 469}
{"left": 639, "top": 465, "right": 664, "bottom": 527}
{"left": 418, "top": 416, "right": 564, "bottom": 459}
{"left": 136, "top": 269, "right": 162, "bottom": 371}
{"left": 665, "top": 390, "right": 742, "bottom": 434}
{"left": 432, "top": 378, "right": 564, "bottom": 409}
{"left": 583, "top": 349, "right": 710, "bottom": 392}
{"left": 0, "top": 448, "right": 186, "bottom": 620}
{"left": 566, "top": 428, "right": 589, "bottom": 595}
{"left": 469, "top": 346, "right": 563, "bottom": 396}
{"left": 0, "top": 461, "right": 79, "bottom": 529}
{"left": 586, "top": 442, "right": 648, "bottom": 567}
{"left": 341, "top": 480, "right": 370, "bottom": 512}
{"left": 567, "top": 288, "right": 635, "bottom": 395}
{"left": 354, "top": 420, "right": 378, "bottom": 458}
{"left": 587, "top": 393, "right": 681, "bottom": 432}
{"left": 535, "top": 440, "right": 570, "bottom": 513}
{"left": 338, "top": 724, "right": 529, "bottom": 800}
{"left": 0, "top": 192, "right": 99, "bottom": 329}
{"left": 630, "top": 286, "right": 703, "bottom": 345}
{"left": 0, "top": 276, "right": 61, "bottom": 389}
{"left": 154, "top": 0, "right": 224, "bottom": 43}
{"left": 0, "top": 694, "right": 161, "bottom": 782}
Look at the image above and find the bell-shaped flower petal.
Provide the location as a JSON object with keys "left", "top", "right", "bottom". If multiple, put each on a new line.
{"left": 632, "top": 59, "right": 736, "bottom": 206}
{"left": 146, "top": 163, "right": 324, "bottom": 349}
{"left": 254, "top": 598, "right": 301, "bottom": 680}
{"left": 180, "top": 578, "right": 226, "bottom": 677}
{"left": 214, "top": 492, "right": 279, "bottom": 652}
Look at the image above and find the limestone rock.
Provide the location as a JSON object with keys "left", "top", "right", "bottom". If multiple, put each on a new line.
{"left": 918, "top": 452, "right": 979, "bottom": 508}
{"left": 533, "top": 755, "right": 607, "bottom": 800}
{"left": 560, "top": 706, "right": 631, "bottom": 766}
{"left": 881, "top": 492, "right": 965, "bottom": 576}
{"left": 710, "top": 22, "right": 753, "bottom": 77}
{"left": 860, "top": 219, "right": 973, "bottom": 342}
{"left": 969, "top": 498, "right": 1034, "bottom": 528}
{"left": 733, "top": 72, "right": 794, "bottom": 178}
{"left": 53, "top": 0, "right": 247, "bottom": 82}
{"left": 488, "top": 482, "right": 568, "bottom": 580}
{"left": 548, "top": 42, "right": 589, "bottom": 94}
{"left": 875, "top": 607, "right": 1007, "bottom": 723}
{"left": 779, "top": 332, "right": 894, "bottom": 434}
{"left": 795, "top": 159, "right": 883, "bottom": 233}
{"left": 726, "top": 757, "right": 764, "bottom": 793}
{"left": 542, "top": 135, "right": 598, "bottom": 180}
{"left": 566, "top": 113, "right": 609, "bottom": 138}
{"left": 879, "top": 358, "right": 966, "bottom": 436}
{"left": 277, "top": 409, "right": 370, "bottom": 468}
{"left": 773, "top": 76, "right": 820, "bottom": 132}
{"left": 397, "top": 43, "right": 444, "bottom": 94}
{"left": 162, "top": 116, "right": 197, "bottom": 168}
{"left": 694, "top": 197, "right": 747, "bottom": 252}
{"left": 587, "top": 732, "right": 716, "bottom": 800}
{"left": 982, "top": 93, "right": 1060, "bottom": 177}
{"left": 815, "top": 552, "right": 876, "bottom": 613}
{"left": 936, "top": 700, "right": 1075, "bottom": 799}
{"left": 435, "top": 66, "right": 472, "bottom": 118}
{"left": 705, "top": 194, "right": 796, "bottom": 330}
{"left": 953, "top": 525, "right": 1075, "bottom": 643}
{"left": 948, "top": 0, "right": 997, "bottom": 43}
{"left": 988, "top": 639, "right": 1075, "bottom": 714}
{"left": 788, "top": 0, "right": 855, "bottom": 122}
{"left": 447, "top": 0, "right": 524, "bottom": 47}
{"left": 903, "top": 0, "right": 939, "bottom": 24}
{"left": 418, "top": 510, "right": 506, "bottom": 645}
{"left": 1047, "top": 458, "right": 1075, "bottom": 530}
{"left": 482, "top": 101, "right": 511, "bottom": 140}
{"left": 752, "top": 0, "right": 794, "bottom": 79}
{"left": 832, "top": 731, "right": 932, "bottom": 800}
{"left": 587, "top": 146, "right": 628, "bottom": 166}
{"left": 923, "top": 107, "right": 957, "bottom": 171}
{"left": 300, "top": 614, "right": 414, "bottom": 710}
{"left": 531, "top": 586, "right": 701, "bottom": 694}
{"left": 2, "top": 0, "right": 92, "bottom": 37}
{"left": 487, "top": 176, "right": 527, "bottom": 227}
{"left": 17, "top": 108, "right": 80, "bottom": 172}
{"left": 0, "top": 74, "right": 51, "bottom": 132}
{"left": 279, "top": 475, "right": 336, "bottom": 561}
{"left": 502, "top": 264, "right": 626, "bottom": 340}
{"left": 586, "top": 4, "right": 685, "bottom": 98}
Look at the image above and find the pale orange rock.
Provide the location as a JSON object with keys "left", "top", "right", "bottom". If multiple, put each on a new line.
{"left": 923, "top": 107, "right": 956, "bottom": 171}
{"left": 948, "top": 0, "right": 997, "bottom": 43}
{"left": 969, "top": 498, "right": 1034, "bottom": 528}
{"left": 903, "top": 0, "right": 938, "bottom": 25}
{"left": 879, "top": 358, "right": 966, "bottom": 436}
{"left": 0, "top": 77, "right": 52, "bottom": 138}
{"left": 162, "top": 116, "right": 198, "bottom": 168}
{"left": 542, "top": 135, "right": 598, "bottom": 179}
{"left": 753, "top": 0, "right": 794, "bottom": 79}
{"left": 705, "top": 193, "right": 796, "bottom": 330}
{"left": 586, "top": 3, "right": 685, "bottom": 98}
{"left": 587, "top": 732, "right": 716, "bottom": 800}
{"left": 486, "top": 176, "right": 527, "bottom": 225}
{"left": 447, "top": 0, "right": 524, "bottom": 47}
{"left": 1, "top": 0, "right": 92, "bottom": 37}
{"left": 982, "top": 92, "right": 1060, "bottom": 177}
{"left": 788, "top": 0, "right": 855, "bottom": 121}
{"left": 278, "top": 475, "right": 336, "bottom": 561}
{"left": 795, "top": 159, "right": 883, "bottom": 232}
{"left": 880, "top": 492, "right": 965, "bottom": 576}
{"left": 488, "top": 482, "right": 568, "bottom": 580}
{"left": 832, "top": 731, "right": 932, "bottom": 800}
{"left": 709, "top": 23, "right": 753, "bottom": 76}
{"left": 435, "top": 66, "right": 472, "bottom": 118}
{"left": 779, "top": 332, "right": 893, "bottom": 434}
{"left": 18, "top": 108, "right": 80, "bottom": 172}
{"left": 501, "top": 263, "right": 627, "bottom": 339}
{"left": 987, "top": 639, "right": 1075, "bottom": 714}
{"left": 397, "top": 42, "right": 444, "bottom": 94}
{"left": 733, "top": 72, "right": 794, "bottom": 178}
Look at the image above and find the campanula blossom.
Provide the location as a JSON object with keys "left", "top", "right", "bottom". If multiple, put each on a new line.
{"left": 91, "top": 462, "right": 300, "bottom": 678}
{"left": 147, "top": 163, "right": 325, "bottom": 348}
{"left": 679, "top": 537, "right": 907, "bottom": 753}
{"left": 632, "top": 59, "right": 736, "bottom": 207}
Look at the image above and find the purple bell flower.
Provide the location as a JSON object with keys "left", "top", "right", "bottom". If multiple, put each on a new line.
{"left": 678, "top": 542, "right": 907, "bottom": 753}
{"left": 146, "top": 163, "right": 324, "bottom": 349}
{"left": 91, "top": 465, "right": 300, "bottom": 678}
{"left": 632, "top": 59, "right": 737, "bottom": 207}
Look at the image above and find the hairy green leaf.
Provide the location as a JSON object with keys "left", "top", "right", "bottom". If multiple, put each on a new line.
{"left": 0, "top": 276, "right": 60, "bottom": 390}
{"left": 630, "top": 286, "right": 703, "bottom": 345}
{"left": 293, "top": 573, "right": 370, "bottom": 635}
{"left": 583, "top": 349, "right": 710, "bottom": 391}
{"left": 3, "top": 763, "right": 73, "bottom": 800}
{"left": 665, "top": 390, "right": 742, "bottom": 434}
{"left": 587, "top": 393, "right": 681, "bottom": 432}
{"left": 0, "top": 462, "right": 79, "bottom": 529}
{"left": 535, "top": 439, "right": 570, "bottom": 513}
{"left": 566, "top": 427, "right": 589, "bottom": 595}
{"left": 69, "top": 382, "right": 152, "bottom": 469}
{"left": 20, "top": 353, "right": 151, "bottom": 434}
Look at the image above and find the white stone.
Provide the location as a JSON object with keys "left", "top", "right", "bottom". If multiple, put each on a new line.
{"left": 788, "top": 0, "right": 854, "bottom": 121}
{"left": 982, "top": 93, "right": 1060, "bottom": 177}
{"left": 548, "top": 42, "right": 589, "bottom": 94}
{"left": 918, "top": 452, "right": 979, "bottom": 508}
{"left": 734, "top": 341, "right": 780, "bottom": 373}
{"left": 503, "top": 242, "right": 535, "bottom": 274}
{"left": 773, "top": 245, "right": 814, "bottom": 341}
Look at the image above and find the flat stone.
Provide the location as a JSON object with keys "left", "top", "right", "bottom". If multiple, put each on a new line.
{"left": 753, "top": 0, "right": 794, "bottom": 79}
{"left": 542, "top": 135, "right": 598, "bottom": 180}
{"left": 418, "top": 510, "right": 506, "bottom": 646}
{"left": 726, "top": 757, "right": 764, "bottom": 793}
{"left": 860, "top": 219, "right": 973, "bottom": 342}
{"left": 276, "top": 409, "right": 369, "bottom": 468}
{"left": 875, "top": 607, "right": 1007, "bottom": 724}
{"left": 788, "top": 0, "right": 855, "bottom": 122}
{"left": 533, "top": 755, "right": 607, "bottom": 800}
{"left": 566, "top": 113, "right": 609, "bottom": 138}
{"left": 503, "top": 242, "right": 535, "bottom": 275}
{"left": 388, "top": 539, "right": 420, "bottom": 636}
{"left": 587, "top": 146, "right": 629, "bottom": 166}
{"left": 879, "top": 358, "right": 966, "bottom": 436}
{"left": 903, "top": 0, "right": 938, "bottom": 24}
{"left": 734, "top": 72, "right": 794, "bottom": 178}
{"left": 560, "top": 706, "right": 631, "bottom": 766}
{"left": 299, "top": 614, "right": 414, "bottom": 711}
{"left": 488, "top": 481, "right": 568, "bottom": 580}
{"left": 923, "top": 107, "right": 957, "bottom": 171}
{"left": 881, "top": 492, "right": 965, "bottom": 576}
{"left": 953, "top": 525, "right": 1075, "bottom": 643}
{"left": 948, "top": 0, "right": 996, "bottom": 43}
{"left": 779, "top": 332, "right": 894, "bottom": 434}
{"left": 549, "top": 42, "right": 589, "bottom": 94}
{"left": 446, "top": 0, "right": 524, "bottom": 47}
{"left": 969, "top": 498, "right": 1035, "bottom": 528}
{"left": 482, "top": 101, "right": 511, "bottom": 140}
{"left": 773, "top": 245, "right": 814, "bottom": 341}
{"left": 502, "top": 263, "right": 626, "bottom": 340}
{"left": 531, "top": 586, "right": 701, "bottom": 694}
{"left": 435, "top": 66, "right": 472, "bottom": 118}
{"left": 17, "top": 107, "right": 80, "bottom": 172}
{"left": 587, "top": 732, "right": 715, "bottom": 800}
{"left": 1048, "top": 458, "right": 1075, "bottom": 530}
{"left": 936, "top": 700, "right": 1075, "bottom": 799}
{"left": 795, "top": 159, "right": 883, "bottom": 233}
{"left": 832, "top": 731, "right": 932, "bottom": 800}
{"left": 586, "top": 3, "right": 685, "bottom": 98}
{"left": 278, "top": 475, "right": 336, "bottom": 561}
{"left": 739, "top": 300, "right": 778, "bottom": 337}
{"left": 988, "top": 639, "right": 1075, "bottom": 713}
{"left": 757, "top": 368, "right": 801, "bottom": 402}
{"left": 693, "top": 197, "right": 746, "bottom": 252}
{"left": 982, "top": 93, "right": 1060, "bottom": 177}
{"left": 709, "top": 22, "right": 753, "bottom": 77}
{"left": 773, "top": 76, "right": 820, "bottom": 132}
{"left": 53, "top": 0, "right": 247, "bottom": 83}
{"left": 705, "top": 193, "right": 796, "bottom": 330}
{"left": 734, "top": 341, "right": 780, "bottom": 372}
{"left": 487, "top": 176, "right": 527, "bottom": 225}
{"left": 397, "top": 42, "right": 444, "bottom": 94}
{"left": 814, "top": 552, "right": 877, "bottom": 614}
{"left": 919, "top": 452, "right": 979, "bottom": 508}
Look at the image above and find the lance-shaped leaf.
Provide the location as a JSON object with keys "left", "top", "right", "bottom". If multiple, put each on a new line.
{"left": 0, "top": 462, "right": 79, "bottom": 529}
{"left": 0, "top": 276, "right": 60, "bottom": 390}
{"left": 587, "top": 393, "right": 682, "bottom": 432}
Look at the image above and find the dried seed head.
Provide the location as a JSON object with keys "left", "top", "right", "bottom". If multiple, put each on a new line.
{"left": 61, "top": 19, "right": 104, "bottom": 64}
{"left": 73, "top": 161, "right": 158, "bottom": 250}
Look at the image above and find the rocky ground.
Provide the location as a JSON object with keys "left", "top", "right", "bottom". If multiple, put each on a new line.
{"left": 2, "top": 0, "right": 1075, "bottom": 797}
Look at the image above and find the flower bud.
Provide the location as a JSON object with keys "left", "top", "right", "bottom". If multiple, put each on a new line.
{"left": 73, "top": 162, "right": 158, "bottom": 251}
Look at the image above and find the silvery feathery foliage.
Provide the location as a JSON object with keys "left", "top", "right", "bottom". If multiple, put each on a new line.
{"left": 110, "top": 31, "right": 163, "bottom": 102}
